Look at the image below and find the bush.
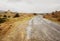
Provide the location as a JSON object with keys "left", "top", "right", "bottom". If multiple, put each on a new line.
{"left": 5, "top": 12, "right": 7, "bottom": 13}
{"left": 8, "top": 16, "right": 10, "bottom": 18}
{"left": 3, "top": 15, "right": 7, "bottom": 18}
{"left": 14, "top": 13, "right": 20, "bottom": 18}
{"left": 33, "top": 13, "right": 37, "bottom": 15}
{"left": 0, "top": 18, "right": 6, "bottom": 24}
{"left": 52, "top": 12, "right": 55, "bottom": 15}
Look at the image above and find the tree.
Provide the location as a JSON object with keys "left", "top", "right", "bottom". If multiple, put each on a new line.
{"left": 14, "top": 13, "right": 20, "bottom": 18}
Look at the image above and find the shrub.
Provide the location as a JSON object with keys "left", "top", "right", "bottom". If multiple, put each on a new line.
{"left": 5, "top": 12, "right": 7, "bottom": 13}
{"left": 52, "top": 12, "right": 55, "bottom": 15}
{"left": 33, "top": 13, "right": 37, "bottom": 15}
{"left": 14, "top": 13, "right": 20, "bottom": 18}
{"left": 3, "top": 15, "right": 7, "bottom": 18}
{"left": 8, "top": 16, "right": 10, "bottom": 18}
{"left": 0, "top": 18, "right": 6, "bottom": 24}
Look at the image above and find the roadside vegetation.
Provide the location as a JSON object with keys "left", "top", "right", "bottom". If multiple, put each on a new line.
{"left": 13, "top": 13, "right": 20, "bottom": 18}
{"left": 0, "top": 18, "right": 6, "bottom": 24}
{"left": 43, "top": 11, "right": 60, "bottom": 24}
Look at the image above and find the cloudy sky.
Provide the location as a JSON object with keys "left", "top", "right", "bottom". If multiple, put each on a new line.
{"left": 0, "top": 0, "right": 60, "bottom": 13}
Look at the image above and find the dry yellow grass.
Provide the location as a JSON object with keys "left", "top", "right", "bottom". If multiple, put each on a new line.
{"left": 0, "top": 12, "right": 34, "bottom": 36}
{"left": 43, "top": 11, "right": 60, "bottom": 24}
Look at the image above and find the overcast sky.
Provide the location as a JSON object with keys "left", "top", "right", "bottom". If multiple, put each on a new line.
{"left": 0, "top": 0, "right": 60, "bottom": 13}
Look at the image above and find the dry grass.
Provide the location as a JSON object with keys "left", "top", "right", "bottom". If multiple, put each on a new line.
{"left": 0, "top": 11, "right": 34, "bottom": 37}
{"left": 43, "top": 11, "right": 60, "bottom": 24}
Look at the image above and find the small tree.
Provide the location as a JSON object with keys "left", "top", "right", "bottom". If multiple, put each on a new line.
{"left": 14, "top": 13, "right": 20, "bottom": 18}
